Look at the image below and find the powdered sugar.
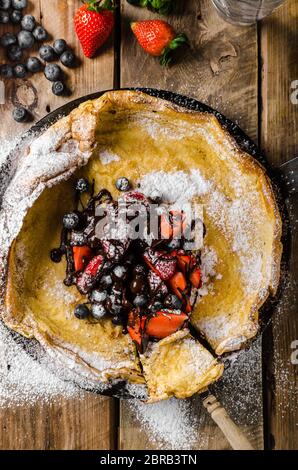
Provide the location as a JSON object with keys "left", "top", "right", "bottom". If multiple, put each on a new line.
{"left": 99, "top": 149, "right": 120, "bottom": 165}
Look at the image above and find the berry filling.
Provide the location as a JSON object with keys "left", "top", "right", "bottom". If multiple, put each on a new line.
{"left": 50, "top": 177, "right": 203, "bottom": 352}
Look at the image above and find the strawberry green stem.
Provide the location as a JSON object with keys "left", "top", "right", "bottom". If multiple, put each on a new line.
{"left": 84, "top": 0, "right": 114, "bottom": 12}
{"left": 160, "top": 33, "right": 188, "bottom": 66}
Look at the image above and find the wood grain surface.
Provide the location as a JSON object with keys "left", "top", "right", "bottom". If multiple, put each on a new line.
{"left": 260, "top": 0, "right": 298, "bottom": 450}
{"left": 0, "top": 0, "right": 297, "bottom": 450}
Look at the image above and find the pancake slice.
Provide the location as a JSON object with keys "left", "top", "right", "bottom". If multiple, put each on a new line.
{"left": 140, "top": 330, "right": 224, "bottom": 402}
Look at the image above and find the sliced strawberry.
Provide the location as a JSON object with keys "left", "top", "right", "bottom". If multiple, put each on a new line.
{"left": 73, "top": 246, "right": 93, "bottom": 272}
{"left": 177, "top": 252, "right": 196, "bottom": 276}
{"left": 184, "top": 295, "right": 192, "bottom": 314}
{"left": 168, "top": 271, "right": 187, "bottom": 299}
{"left": 127, "top": 309, "right": 146, "bottom": 349}
{"left": 76, "top": 254, "right": 104, "bottom": 294}
{"left": 160, "top": 210, "right": 187, "bottom": 240}
{"left": 143, "top": 248, "right": 177, "bottom": 281}
{"left": 190, "top": 266, "right": 201, "bottom": 288}
{"left": 148, "top": 270, "right": 168, "bottom": 296}
{"left": 145, "top": 311, "right": 188, "bottom": 339}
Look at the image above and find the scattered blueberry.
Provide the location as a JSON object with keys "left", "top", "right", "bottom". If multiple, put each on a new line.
{"left": 0, "top": 10, "right": 10, "bottom": 23}
{"left": 60, "top": 50, "right": 76, "bottom": 68}
{"left": 113, "top": 265, "right": 127, "bottom": 280}
{"left": 12, "top": 0, "right": 27, "bottom": 9}
{"left": 0, "top": 0, "right": 11, "bottom": 10}
{"left": 44, "top": 63, "right": 62, "bottom": 81}
{"left": 76, "top": 178, "right": 90, "bottom": 193}
{"left": 151, "top": 301, "right": 163, "bottom": 312}
{"left": 112, "top": 316, "right": 123, "bottom": 326}
{"left": 63, "top": 212, "right": 80, "bottom": 230}
{"left": 164, "top": 294, "right": 183, "bottom": 310}
{"left": 33, "top": 25, "right": 47, "bottom": 42}
{"left": 18, "top": 30, "right": 34, "bottom": 49}
{"left": 100, "top": 274, "right": 113, "bottom": 288}
{"left": 52, "top": 80, "right": 66, "bottom": 96}
{"left": 115, "top": 177, "right": 131, "bottom": 192}
{"left": 133, "top": 294, "right": 148, "bottom": 308}
{"left": 74, "top": 304, "right": 90, "bottom": 320}
{"left": 10, "top": 9, "right": 22, "bottom": 23}
{"left": 0, "top": 64, "right": 13, "bottom": 78}
{"left": 167, "top": 239, "right": 181, "bottom": 250}
{"left": 91, "top": 290, "right": 107, "bottom": 303}
{"left": 12, "top": 106, "right": 29, "bottom": 123}
{"left": 50, "top": 248, "right": 62, "bottom": 263}
{"left": 21, "top": 14, "right": 36, "bottom": 31}
{"left": 13, "top": 63, "right": 27, "bottom": 78}
{"left": 26, "top": 56, "right": 42, "bottom": 73}
{"left": 39, "top": 44, "right": 56, "bottom": 61}
{"left": 53, "top": 38, "right": 67, "bottom": 55}
{"left": 7, "top": 44, "right": 23, "bottom": 61}
{"left": 91, "top": 303, "right": 107, "bottom": 320}
{"left": 0, "top": 33, "right": 17, "bottom": 48}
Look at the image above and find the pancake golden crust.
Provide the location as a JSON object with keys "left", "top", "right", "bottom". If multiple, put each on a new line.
{"left": 0, "top": 90, "right": 282, "bottom": 398}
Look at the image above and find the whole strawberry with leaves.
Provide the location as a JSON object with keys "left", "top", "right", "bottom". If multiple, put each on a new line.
{"left": 131, "top": 19, "right": 188, "bottom": 66}
{"left": 127, "top": 0, "right": 174, "bottom": 15}
{"left": 74, "top": 0, "right": 115, "bottom": 58}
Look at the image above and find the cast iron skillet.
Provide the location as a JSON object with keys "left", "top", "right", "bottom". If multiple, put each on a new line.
{"left": 0, "top": 88, "right": 291, "bottom": 399}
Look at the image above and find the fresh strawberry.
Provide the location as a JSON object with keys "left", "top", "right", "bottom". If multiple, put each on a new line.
{"left": 144, "top": 248, "right": 177, "bottom": 281}
{"left": 127, "top": 309, "right": 146, "bottom": 349}
{"left": 190, "top": 266, "right": 201, "bottom": 288}
{"left": 76, "top": 254, "right": 104, "bottom": 294}
{"left": 145, "top": 310, "right": 188, "bottom": 339}
{"left": 131, "top": 19, "right": 188, "bottom": 65}
{"left": 74, "top": 0, "right": 115, "bottom": 58}
{"left": 73, "top": 246, "right": 93, "bottom": 272}
{"left": 168, "top": 271, "right": 187, "bottom": 299}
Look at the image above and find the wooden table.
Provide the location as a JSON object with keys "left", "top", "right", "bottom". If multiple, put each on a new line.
{"left": 0, "top": 0, "right": 297, "bottom": 450}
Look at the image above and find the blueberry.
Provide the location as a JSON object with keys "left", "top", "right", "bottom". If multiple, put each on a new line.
{"left": 44, "top": 63, "right": 62, "bottom": 81}
{"left": 53, "top": 38, "right": 67, "bottom": 55}
{"left": 7, "top": 44, "right": 23, "bottom": 61}
{"left": 91, "top": 289, "right": 107, "bottom": 303}
{"left": 12, "top": 0, "right": 27, "bottom": 8}
{"left": 91, "top": 303, "right": 107, "bottom": 320}
{"left": 50, "top": 248, "right": 62, "bottom": 263}
{"left": 74, "top": 304, "right": 90, "bottom": 320}
{"left": 52, "top": 81, "right": 66, "bottom": 96}
{"left": 112, "top": 316, "right": 123, "bottom": 326}
{"left": 21, "top": 14, "right": 36, "bottom": 31}
{"left": 113, "top": 265, "right": 127, "bottom": 280}
{"left": 151, "top": 301, "right": 163, "bottom": 312}
{"left": 164, "top": 294, "right": 183, "bottom": 310}
{"left": 133, "top": 294, "right": 148, "bottom": 308}
{"left": 167, "top": 239, "right": 181, "bottom": 250}
{"left": 0, "top": 64, "right": 13, "bottom": 78}
{"left": 0, "top": 33, "right": 17, "bottom": 48}
{"left": 10, "top": 9, "right": 22, "bottom": 23}
{"left": 63, "top": 212, "right": 80, "bottom": 230}
{"left": 60, "top": 50, "right": 75, "bottom": 68}
{"left": 115, "top": 177, "right": 131, "bottom": 192}
{"left": 39, "top": 44, "right": 56, "bottom": 62}
{"left": 12, "top": 106, "right": 29, "bottom": 123}
{"left": 0, "top": 0, "right": 11, "bottom": 10}
{"left": 100, "top": 274, "right": 113, "bottom": 288}
{"left": 0, "top": 10, "right": 10, "bottom": 23}
{"left": 33, "top": 25, "right": 48, "bottom": 42}
{"left": 76, "top": 178, "right": 90, "bottom": 193}
{"left": 18, "top": 30, "right": 34, "bottom": 49}
{"left": 26, "top": 56, "right": 42, "bottom": 73}
{"left": 13, "top": 63, "right": 27, "bottom": 78}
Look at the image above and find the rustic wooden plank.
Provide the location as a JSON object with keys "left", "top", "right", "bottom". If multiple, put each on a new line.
{"left": 260, "top": 0, "right": 298, "bottom": 450}
{"left": 0, "top": 394, "right": 116, "bottom": 450}
{"left": 0, "top": 0, "right": 117, "bottom": 450}
{"left": 119, "top": 0, "right": 262, "bottom": 450}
